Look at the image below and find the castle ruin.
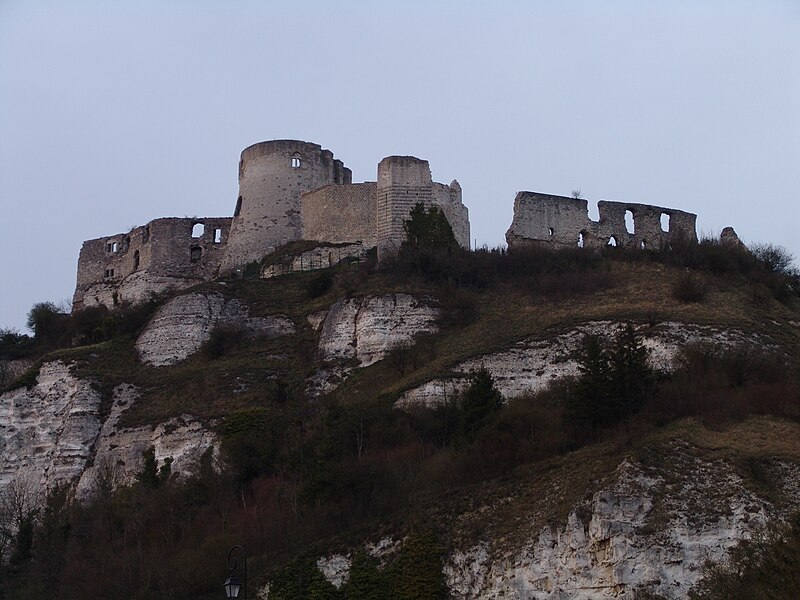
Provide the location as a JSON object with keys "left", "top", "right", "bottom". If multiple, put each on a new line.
{"left": 505, "top": 191, "right": 698, "bottom": 250}
{"left": 73, "top": 140, "right": 470, "bottom": 310}
{"left": 72, "top": 139, "right": 704, "bottom": 312}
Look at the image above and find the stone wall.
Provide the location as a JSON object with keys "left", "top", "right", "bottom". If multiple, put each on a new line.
{"left": 376, "top": 156, "right": 470, "bottom": 258}
{"left": 301, "top": 182, "right": 377, "bottom": 247}
{"left": 220, "top": 140, "right": 352, "bottom": 272}
{"left": 73, "top": 216, "right": 231, "bottom": 310}
{"left": 506, "top": 192, "right": 697, "bottom": 250}
{"left": 432, "top": 180, "right": 470, "bottom": 249}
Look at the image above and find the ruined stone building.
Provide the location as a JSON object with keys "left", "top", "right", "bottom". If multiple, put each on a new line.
{"left": 505, "top": 192, "right": 697, "bottom": 250}
{"left": 72, "top": 138, "right": 705, "bottom": 312}
{"left": 73, "top": 140, "right": 470, "bottom": 310}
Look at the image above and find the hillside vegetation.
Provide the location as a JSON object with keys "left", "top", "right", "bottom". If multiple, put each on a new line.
{"left": 1, "top": 232, "right": 800, "bottom": 599}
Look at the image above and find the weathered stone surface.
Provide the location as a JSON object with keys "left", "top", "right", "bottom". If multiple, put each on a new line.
{"left": 305, "top": 445, "right": 800, "bottom": 599}
{"left": 261, "top": 242, "right": 367, "bottom": 278}
{"left": 0, "top": 362, "right": 218, "bottom": 501}
{"left": 136, "top": 292, "right": 295, "bottom": 366}
{"left": 73, "top": 217, "right": 231, "bottom": 311}
{"left": 505, "top": 192, "right": 697, "bottom": 251}
{"left": 0, "top": 361, "right": 102, "bottom": 491}
{"left": 444, "top": 450, "right": 799, "bottom": 599}
{"left": 720, "top": 226, "right": 746, "bottom": 249}
{"left": 318, "top": 294, "right": 439, "bottom": 367}
{"left": 76, "top": 384, "right": 217, "bottom": 499}
{"left": 396, "top": 321, "right": 760, "bottom": 410}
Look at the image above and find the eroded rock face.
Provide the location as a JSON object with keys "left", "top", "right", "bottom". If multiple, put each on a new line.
{"left": 396, "top": 321, "right": 760, "bottom": 410}
{"left": 136, "top": 292, "right": 295, "bottom": 366}
{"left": 318, "top": 294, "right": 439, "bottom": 367}
{"left": 445, "top": 450, "right": 797, "bottom": 599}
{"left": 0, "top": 362, "right": 218, "bottom": 502}
{"left": 0, "top": 361, "right": 103, "bottom": 491}
{"left": 76, "top": 384, "right": 217, "bottom": 499}
{"left": 303, "top": 446, "right": 799, "bottom": 599}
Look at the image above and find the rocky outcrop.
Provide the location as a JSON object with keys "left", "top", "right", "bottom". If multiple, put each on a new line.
{"left": 76, "top": 384, "right": 217, "bottom": 498}
{"left": 136, "top": 292, "right": 295, "bottom": 366}
{"left": 0, "top": 361, "right": 102, "bottom": 491}
{"left": 79, "top": 270, "right": 204, "bottom": 310}
{"left": 317, "top": 294, "right": 439, "bottom": 367}
{"left": 0, "top": 361, "right": 218, "bottom": 501}
{"left": 301, "top": 439, "right": 800, "bottom": 599}
{"left": 396, "top": 321, "right": 760, "bottom": 410}
{"left": 445, "top": 447, "right": 799, "bottom": 599}
{"left": 261, "top": 243, "right": 367, "bottom": 278}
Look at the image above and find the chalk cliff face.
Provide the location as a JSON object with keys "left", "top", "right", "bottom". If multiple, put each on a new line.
{"left": 304, "top": 436, "right": 800, "bottom": 599}
{"left": 136, "top": 291, "right": 295, "bottom": 366}
{"left": 396, "top": 321, "right": 760, "bottom": 409}
{"left": 444, "top": 452, "right": 791, "bottom": 599}
{"left": 0, "top": 362, "right": 217, "bottom": 499}
{"left": 0, "top": 361, "right": 102, "bottom": 491}
{"left": 317, "top": 294, "right": 439, "bottom": 367}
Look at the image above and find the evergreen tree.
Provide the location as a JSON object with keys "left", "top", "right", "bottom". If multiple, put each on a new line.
{"left": 458, "top": 368, "right": 504, "bottom": 441}
{"left": 402, "top": 203, "right": 457, "bottom": 250}
{"left": 567, "top": 326, "right": 653, "bottom": 429}
{"left": 345, "top": 549, "right": 389, "bottom": 599}
{"left": 389, "top": 531, "right": 447, "bottom": 600}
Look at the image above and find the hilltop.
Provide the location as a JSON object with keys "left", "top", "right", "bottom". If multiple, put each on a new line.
{"left": 1, "top": 237, "right": 799, "bottom": 599}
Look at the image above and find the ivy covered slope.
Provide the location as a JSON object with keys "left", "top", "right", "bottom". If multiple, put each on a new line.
{"left": 1, "top": 217, "right": 800, "bottom": 599}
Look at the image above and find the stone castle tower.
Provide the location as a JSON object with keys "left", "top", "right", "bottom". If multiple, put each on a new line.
{"left": 220, "top": 140, "right": 352, "bottom": 271}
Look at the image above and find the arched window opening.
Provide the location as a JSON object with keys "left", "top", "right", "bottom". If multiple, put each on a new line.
{"left": 190, "top": 246, "right": 202, "bottom": 263}
{"left": 548, "top": 227, "right": 554, "bottom": 237}
{"left": 607, "top": 236, "right": 618, "bottom": 247}
{"left": 191, "top": 223, "right": 204, "bottom": 238}
{"left": 133, "top": 250, "right": 140, "bottom": 270}
{"left": 625, "top": 210, "right": 635, "bottom": 235}
{"left": 234, "top": 196, "right": 243, "bottom": 217}
{"left": 291, "top": 155, "right": 301, "bottom": 168}
{"left": 214, "top": 228, "right": 222, "bottom": 243}
{"left": 578, "top": 232, "right": 585, "bottom": 248}
{"left": 640, "top": 240, "right": 647, "bottom": 250}
{"left": 660, "top": 212, "right": 670, "bottom": 233}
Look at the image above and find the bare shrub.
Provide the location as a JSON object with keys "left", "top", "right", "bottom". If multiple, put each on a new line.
{"left": 672, "top": 272, "right": 707, "bottom": 303}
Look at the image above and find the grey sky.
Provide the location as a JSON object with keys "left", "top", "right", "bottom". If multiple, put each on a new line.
{"left": 1, "top": 0, "right": 799, "bottom": 331}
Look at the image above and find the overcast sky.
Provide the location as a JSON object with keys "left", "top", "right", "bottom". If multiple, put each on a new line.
{"left": 1, "top": 0, "right": 798, "bottom": 331}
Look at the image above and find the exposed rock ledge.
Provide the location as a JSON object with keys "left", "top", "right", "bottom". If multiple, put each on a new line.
{"left": 136, "top": 292, "right": 295, "bottom": 366}
{"left": 76, "top": 383, "right": 217, "bottom": 499}
{"left": 297, "top": 436, "right": 800, "bottom": 599}
{"left": 396, "top": 321, "right": 759, "bottom": 410}
{"left": 0, "top": 361, "right": 102, "bottom": 491}
{"left": 0, "top": 361, "right": 217, "bottom": 500}
{"left": 308, "top": 294, "right": 440, "bottom": 397}
{"left": 318, "top": 294, "right": 440, "bottom": 367}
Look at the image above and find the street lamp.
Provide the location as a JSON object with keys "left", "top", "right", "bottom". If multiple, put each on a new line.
{"left": 224, "top": 545, "right": 247, "bottom": 599}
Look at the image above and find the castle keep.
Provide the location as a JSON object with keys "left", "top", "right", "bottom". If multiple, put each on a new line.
{"left": 73, "top": 140, "right": 470, "bottom": 310}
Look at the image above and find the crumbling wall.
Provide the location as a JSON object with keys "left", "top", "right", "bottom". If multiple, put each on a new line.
{"left": 376, "top": 156, "right": 470, "bottom": 258}
{"left": 220, "top": 140, "right": 352, "bottom": 272}
{"left": 505, "top": 192, "right": 697, "bottom": 250}
{"left": 432, "top": 181, "right": 470, "bottom": 249}
{"left": 301, "top": 182, "right": 377, "bottom": 247}
{"left": 73, "top": 217, "right": 231, "bottom": 310}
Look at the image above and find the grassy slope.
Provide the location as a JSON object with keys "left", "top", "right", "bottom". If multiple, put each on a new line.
{"left": 38, "top": 257, "right": 800, "bottom": 429}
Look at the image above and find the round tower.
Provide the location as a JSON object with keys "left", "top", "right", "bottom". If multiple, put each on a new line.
{"left": 220, "top": 140, "right": 351, "bottom": 272}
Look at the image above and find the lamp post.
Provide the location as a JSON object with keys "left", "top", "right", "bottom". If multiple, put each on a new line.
{"left": 224, "top": 544, "right": 247, "bottom": 599}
